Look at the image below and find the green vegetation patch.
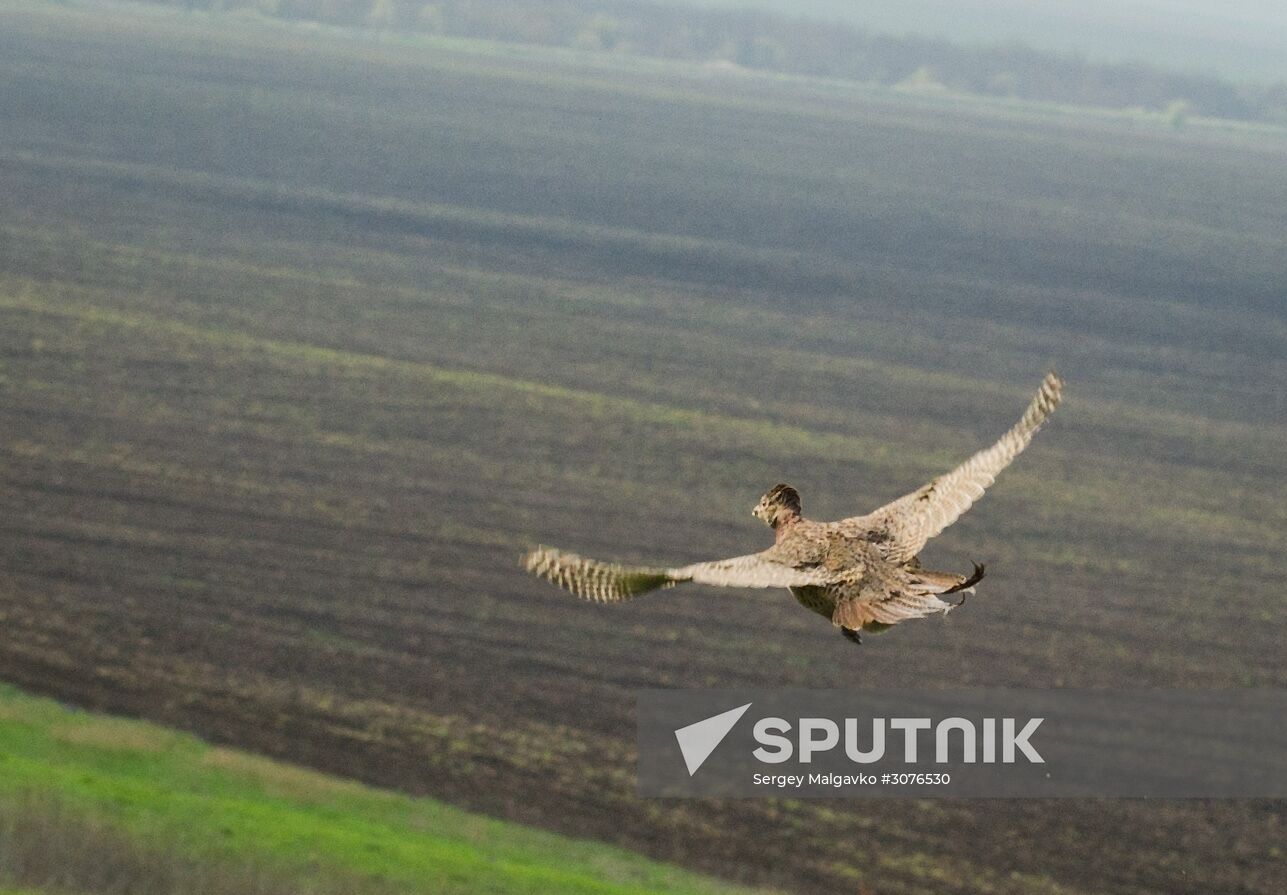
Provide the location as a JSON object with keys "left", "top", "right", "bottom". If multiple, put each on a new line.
{"left": 0, "top": 685, "right": 764, "bottom": 895}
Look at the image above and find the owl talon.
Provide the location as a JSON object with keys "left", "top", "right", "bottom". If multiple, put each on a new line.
{"left": 945, "top": 561, "right": 986, "bottom": 594}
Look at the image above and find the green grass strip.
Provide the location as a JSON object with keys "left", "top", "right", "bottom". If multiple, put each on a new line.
{"left": 0, "top": 685, "right": 763, "bottom": 895}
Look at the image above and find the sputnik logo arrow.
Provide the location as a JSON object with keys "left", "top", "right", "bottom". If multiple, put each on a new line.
{"left": 674, "top": 703, "right": 753, "bottom": 776}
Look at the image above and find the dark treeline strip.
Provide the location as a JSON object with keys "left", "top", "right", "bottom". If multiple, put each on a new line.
{"left": 140, "top": 0, "right": 1287, "bottom": 122}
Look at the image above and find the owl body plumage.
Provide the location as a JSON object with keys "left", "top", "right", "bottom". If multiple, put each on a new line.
{"left": 524, "top": 373, "right": 1062, "bottom": 642}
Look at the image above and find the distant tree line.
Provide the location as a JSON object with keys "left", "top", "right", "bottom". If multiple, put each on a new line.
{"left": 154, "top": 0, "right": 1287, "bottom": 123}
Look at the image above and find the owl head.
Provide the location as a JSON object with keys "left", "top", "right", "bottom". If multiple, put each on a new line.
{"left": 752, "top": 483, "right": 802, "bottom": 528}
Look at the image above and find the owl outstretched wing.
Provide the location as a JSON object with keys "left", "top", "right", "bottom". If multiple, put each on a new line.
{"left": 842, "top": 372, "right": 1063, "bottom": 563}
{"left": 523, "top": 546, "right": 832, "bottom": 603}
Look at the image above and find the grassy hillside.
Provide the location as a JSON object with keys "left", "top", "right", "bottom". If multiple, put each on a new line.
{"left": 0, "top": 684, "right": 763, "bottom": 894}
{"left": 0, "top": 1, "right": 1283, "bottom": 893}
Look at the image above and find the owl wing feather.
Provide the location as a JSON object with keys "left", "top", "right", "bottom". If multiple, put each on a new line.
{"left": 524, "top": 545, "right": 832, "bottom": 603}
{"left": 842, "top": 372, "right": 1063, "bottom": 563}
{"left": 673, "top": 553, "right": 833, "bottom": 589}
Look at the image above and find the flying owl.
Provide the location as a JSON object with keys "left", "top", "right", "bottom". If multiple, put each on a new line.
{"left": 525, "top": 373, "right": 1063, "bottom": 644}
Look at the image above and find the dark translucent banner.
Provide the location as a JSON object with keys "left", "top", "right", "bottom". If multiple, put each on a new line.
{"left": 636, "top": 689, "right": 1287, "bottom": 798}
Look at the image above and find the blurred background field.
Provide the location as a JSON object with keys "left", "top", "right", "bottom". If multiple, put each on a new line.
{"left": 0, "top": 0, "right": 1283, "bottom": 892}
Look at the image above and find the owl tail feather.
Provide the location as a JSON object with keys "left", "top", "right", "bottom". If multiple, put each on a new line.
{"left": 524, "top": 546, "right": 680, "bottom": 603}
